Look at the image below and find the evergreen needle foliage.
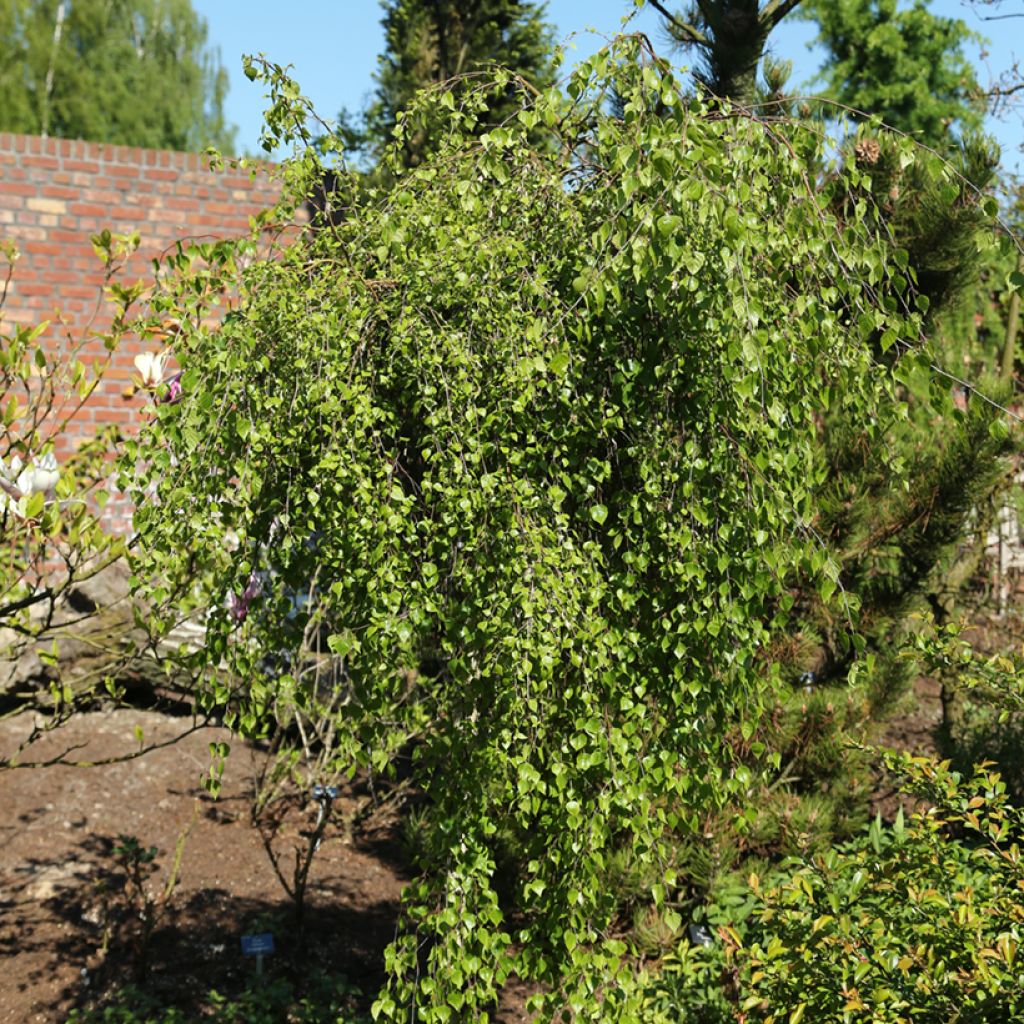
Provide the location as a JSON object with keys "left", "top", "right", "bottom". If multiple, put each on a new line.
{"left": 347, "top": 0, "right": 558, "bottom": 169}
{"left": 799, "top": 0, "right": 986, "bottom": 148}
{"left": 653, "top": 0, "right": 802, "bottom": 105}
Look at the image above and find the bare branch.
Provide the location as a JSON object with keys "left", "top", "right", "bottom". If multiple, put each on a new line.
{"left": 985, "top": 79, "right": 1024, "bottom": 99}
{"left": 0, "top": 586, "right": 54, "bottom": 623}
{"left": 962, "top": 0, "right": 1024, "bottom": 18}
{"left": 3, "top": 716, "right": 214, "bottom": 771}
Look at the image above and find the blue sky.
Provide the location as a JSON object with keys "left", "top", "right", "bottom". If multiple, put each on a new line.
{"left": 192, "top": 1, "right": 1023, "bottom": 172}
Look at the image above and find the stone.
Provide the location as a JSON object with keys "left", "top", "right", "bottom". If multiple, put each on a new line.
{"left": 62, "top": 559, "right": 132, "bottom": 615}
{"left": 0, "top": 558, "right": 155, "bottom": 705}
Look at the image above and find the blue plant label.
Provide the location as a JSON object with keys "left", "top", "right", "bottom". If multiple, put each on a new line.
{"left": 241, "top": 932, "right": 275, "bottom": 956}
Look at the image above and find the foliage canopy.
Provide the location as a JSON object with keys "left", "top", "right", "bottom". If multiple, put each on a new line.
{"left": 350, "top": 0, "right": 557, "bottom": 168}
{"left": 799, "top": 0, "right": 985, "bottom": 146}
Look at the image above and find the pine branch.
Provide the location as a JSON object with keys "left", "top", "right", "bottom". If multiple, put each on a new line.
{"left": 694, "top": 0, "right": 719, "bottom": 32}
{"left": 761, "top": 0, "right": 804, "bottom": 28}
{"left": 646, "top": 0, "right": 710, "bottom": 46}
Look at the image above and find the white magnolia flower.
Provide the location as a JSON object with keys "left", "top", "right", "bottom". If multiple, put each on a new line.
{"left": 0, "top": 452, "right": 60, "bottom": 514}
{"left": 133, "top": 350, "right": 166, "bottom": 388}
{"left": 18, "top": 451, "right": 60, "bottom": 496}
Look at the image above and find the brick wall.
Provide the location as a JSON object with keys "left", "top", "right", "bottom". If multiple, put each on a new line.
{"left": 0, "top": 132, "right": 285, "bottom": 530}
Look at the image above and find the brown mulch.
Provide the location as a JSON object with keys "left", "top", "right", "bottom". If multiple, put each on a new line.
{"left": 0, "top": 706, "right": 409, "bottom": 1024}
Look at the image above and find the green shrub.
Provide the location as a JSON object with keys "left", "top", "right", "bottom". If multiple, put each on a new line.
{"left": 740, "top": 754, "right": 1024, "bottom": 1023}
{"left": 120, "top": 38, "right": 990, "bottom": 1023}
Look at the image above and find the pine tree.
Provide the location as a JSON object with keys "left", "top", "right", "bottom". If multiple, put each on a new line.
{"left": 651, "top": 0, "right": 1012, "bottom": 852}
{"left": 352, "top": 0, "right": 557, "bottom": 168}
{"left": 647, "top": 0, "right": 802, "bottom": 104}
{"left": 0, "top": 0, "right": 235, "bottom": 153}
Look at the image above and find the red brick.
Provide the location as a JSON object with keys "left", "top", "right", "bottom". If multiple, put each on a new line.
{"left": 1, "top": 131, "right": 283, "bottom": 531}
{"left": 24, "top": 154, "right": 60, "bottom": 170}
{"left": 7, "top": 225, "right": 45, "bottom": 241}
{"left": 81, "top": 188, "right": 119, "bottom": 203}
{"left": 16, "top": 282, "right": 55, "bottom": 296}
{"left": 90, "top": 407, "right": 128, "bottom": 423}
{"left": 146, "top": 209, "right": 189, "bottom": 225}
{"left": 25, "top": 242, "right": 62, "bottom": 256}
{"left": 61, "top": 285, "right": 100, "bottom": 299}
{"left": 68, "top": 203, "right": 110, "bottom": 218}
{"left": 165, "top": 197, "right": 200, "bottom": 212}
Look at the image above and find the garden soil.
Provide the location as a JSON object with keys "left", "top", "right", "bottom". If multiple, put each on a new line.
{"left": 0, "top": 707, "right": 533, "bottom": 1023}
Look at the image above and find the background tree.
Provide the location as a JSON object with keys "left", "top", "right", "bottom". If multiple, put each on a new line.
{"left": 348, "top": 0, "right": 557, "bottom": 168}
{"left": 799, "top": 0, "right": 985, "bottom": 146}
{"left": 0, "top": 0, "right": 235, "bottom": 152}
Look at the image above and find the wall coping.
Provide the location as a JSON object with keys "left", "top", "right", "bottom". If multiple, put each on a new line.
{"left": 0, "top": 131, "right": 276, "bottom": 175}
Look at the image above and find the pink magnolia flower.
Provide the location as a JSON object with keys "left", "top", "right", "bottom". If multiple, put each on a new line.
{"left": 228, "top": 571, "right": 262, "bottom": 623}
{"left": 163, "top": 372, "right": 183, "bottom": 405}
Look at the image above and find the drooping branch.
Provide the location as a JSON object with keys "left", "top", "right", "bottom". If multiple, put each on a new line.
{"left": 1002, "top": 251, "right": 1023, "bottom": 383}
{"left": 963, "top": 0, "right": 1024, "bottom": 19}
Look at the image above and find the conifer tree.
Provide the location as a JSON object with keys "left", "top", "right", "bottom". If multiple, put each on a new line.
{"left": 351, "top": 0, "right": 557, "bottom": 168}
{"left": 799, "top": 0, "right": 985, "bottom": 146}
{"left": 651, "top": 0, "right": 1013, "bottom": 851}
{"left": 647, "top": 0, "right": 802, "bottom": 104}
